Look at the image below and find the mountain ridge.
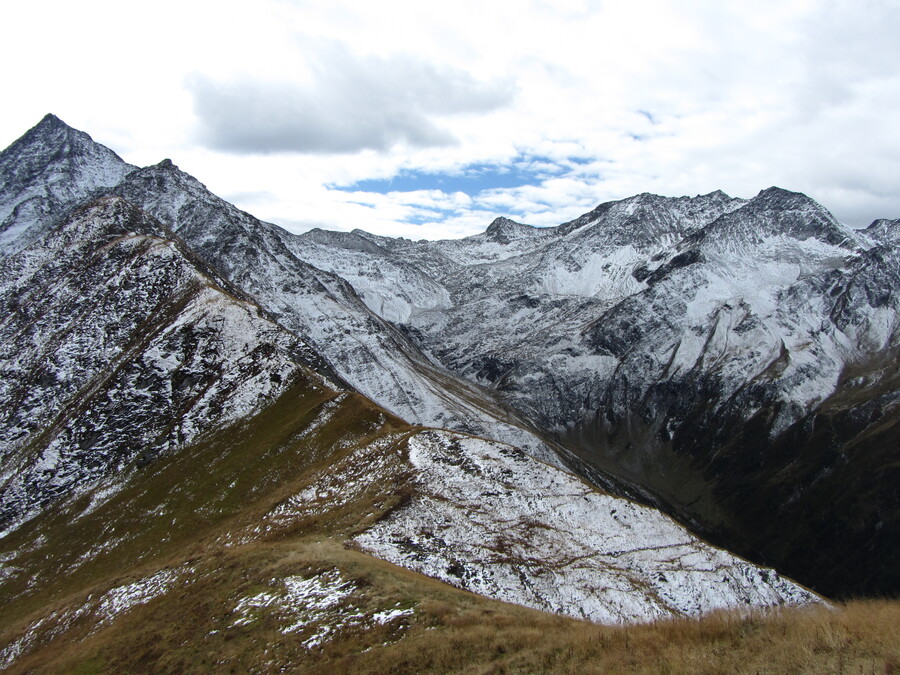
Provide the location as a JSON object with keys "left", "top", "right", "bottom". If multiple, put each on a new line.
{"left": 0, "top": 194, "right": 337, "bottom": 534}
{"left": 261, "top": 162, "right": 899, "bottom": 597}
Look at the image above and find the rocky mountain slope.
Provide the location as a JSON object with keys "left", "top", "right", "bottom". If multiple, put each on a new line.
{"left": 109, "top": 158, "right": 562, "bottom": 466}
{"left": 0, "top": 194, "right": 332, "bottom": 534}
{"left": 0, "top": 115, "right": 826, "bottom": 670}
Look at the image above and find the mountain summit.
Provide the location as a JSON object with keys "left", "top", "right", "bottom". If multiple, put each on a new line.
{"left": 0, "top": 114, "right": 132, "bottom": 256}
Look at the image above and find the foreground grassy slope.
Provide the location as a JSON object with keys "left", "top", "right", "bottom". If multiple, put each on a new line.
{"left": 1, "top": 376, "right": 898, "bottom": 673}
{"left": 5, "top": 545, "right": 900, "bottom": 673}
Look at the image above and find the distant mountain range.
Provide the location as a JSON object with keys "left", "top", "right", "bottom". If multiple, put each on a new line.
{"left": 0, "top": 114, "right": 896, "bottom": 668}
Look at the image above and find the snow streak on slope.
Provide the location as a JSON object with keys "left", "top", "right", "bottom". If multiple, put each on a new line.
{"left": 354, "top": 430, "right": 818, "bottom": 625}
{"left": 294, "top": 229, "right": 451, "bottom": 323}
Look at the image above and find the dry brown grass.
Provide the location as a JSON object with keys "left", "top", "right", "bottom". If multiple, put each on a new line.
{"left": 316, "top": 597, "right": 900, "bottom": 675}
{"left": 6, "top": 535, "right": 898, "bottom": 675}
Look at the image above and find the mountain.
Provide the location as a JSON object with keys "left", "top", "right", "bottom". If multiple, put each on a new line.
{"left": 0, "top": 117, "right": 828, "bottom": 669}
{"left": 109, "top": 157, "right": 565, "bottom": 467}
{"left": 290, "top": 185, "right": 899, "bottom": 598}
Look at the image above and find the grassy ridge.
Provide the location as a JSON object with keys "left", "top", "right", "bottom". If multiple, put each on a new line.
{"left": 0, "top": 373, "right": 409, "bottom": 625}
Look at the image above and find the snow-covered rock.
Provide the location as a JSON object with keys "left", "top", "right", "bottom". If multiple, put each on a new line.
{"left": 355, "top": 429, "right": 818, "bottom": 624}
{"left": 0, "top": 114, "right": 133, "bottom": 257}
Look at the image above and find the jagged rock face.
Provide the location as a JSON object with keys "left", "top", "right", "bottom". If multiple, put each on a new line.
{"left": 0, "top": 196, "right": 329, "bottom": 533}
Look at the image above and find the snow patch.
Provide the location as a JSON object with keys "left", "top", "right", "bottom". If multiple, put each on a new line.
{"left": 0, "top": 563, "right": 192, "bottom": 668}
{"left": 229, "top": 569, "right": 413, "bottom": 649}
{"left": 96, "top": 565, "right": 188, "bottom": 625}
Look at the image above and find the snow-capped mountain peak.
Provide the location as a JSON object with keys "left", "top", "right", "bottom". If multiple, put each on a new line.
{"left": 0, "top": 114, "right": 133, "bottom": 257}
{"left": 483, "top": 216, "right": 538, "bottom": 244}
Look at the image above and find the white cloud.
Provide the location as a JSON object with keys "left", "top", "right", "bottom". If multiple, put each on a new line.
{"left": 0, "top": 0, "right": 898, "bottom": 235}
{"left": 187, "top": 41, "right": 515, "bottom": 153}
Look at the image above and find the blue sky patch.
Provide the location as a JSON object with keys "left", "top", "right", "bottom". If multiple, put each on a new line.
{"left": 335, "top": 155, "right": 577, "bottom": 196}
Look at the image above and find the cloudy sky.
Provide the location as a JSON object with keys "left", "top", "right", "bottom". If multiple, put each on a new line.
{"left": 2, "top": 0, "right": 899, "bottom": 238}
